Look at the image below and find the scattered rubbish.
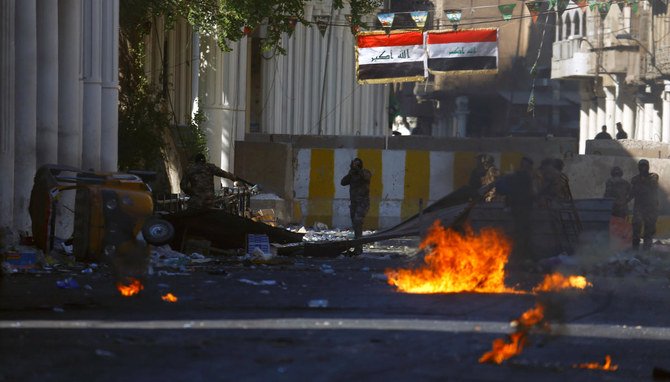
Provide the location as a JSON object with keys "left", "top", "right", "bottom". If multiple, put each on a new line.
{"left": 297, "top": 226, "right": 307, "bottom": 234}
{"left": 151, "top": 245, "right": 190, "bottom": 269}
{"left": 56, "top": 277, "right": 80, "bottom": 289}
{"left": 238, "top": 278, "right": 277, "bottom": 286}
{"left": 81, "top": 268, "right": 93, "bottom": 274}
{"left": 95, "top": 349, "right": 116, "bottom": 358}
{"left": 84, "top": 284, "right": 93, "bottom": 290}
{"left": 259, "top": 289, "right": 270, "bottom": 295}
{"left": 361, "top": 267, "right": 370, "bottom": 272}
{"left": 2, "top": 249, "right": 39, "bottom": 270}
{"left": 157, "top": 270, "right": 190, "bottom": 277}
{"left": 308, "top": 299, "right": 329, "bottom": 308}
{"left": 247, "top": 234, "right": 271, "bottom": 257}
{"left": 319, "top": 264, "right": 335, "bottom": 275}
{"left": 53, "top": 306, "right": 64, "bottom": 313}
{"left": 313, "top": 222, "right": 329, "bottom": 231}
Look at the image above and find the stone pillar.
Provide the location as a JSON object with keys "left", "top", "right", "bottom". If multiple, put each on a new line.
{"left": 644, "top": 102, "right": 655, "bottom": 141}
{"left": 596, "top": 95, "right": 606, "bottom": 134}
{"left": 454, "top": 96, "right": 469, "bottom": 137}
{"left": 14, "top": 0, "right": 37, "bottom": 231}
{"left": 588, "top": 98, "right": 598, "bottom": 140}
{"left": 623, "top": 97, "right": 635, "bottom": 139}
{"left": 0, "top": 0, "right": 15, "bottom": 230}
{"left": 663, "top": 81, "right": 670, "bottom": 143}
{"left": 579, "top": 98, "right": 590, "bottom": 154}
{"left": 191, "top": 30, "right": 200, "bottom": 117}
{"left": 604, "top": 86, "right": 616, "bottom": 135}
{"left": 58, "top": 0, "right": 82, "bottom": 167}
{"left": 614, "top": 76, "right": 624, "bottom": 128}
{"left": 82, "top": 0, "right": 102, "bottom": 170}
{"left": 36, "top": 0, "right": 58, "bottom": 166}
{"left": 652, "top": 103, "right": 662, "bottom": 142}
{"left": 100, "top": 0, "right": 119, "bottom": 171}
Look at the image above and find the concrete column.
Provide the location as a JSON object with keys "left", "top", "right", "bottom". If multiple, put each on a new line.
{"left": 36, "top": 0, "right": 59, "bottom": 166}
{"left": 644, "top": 102, "right": 655, "bottom": 141}
{"left": 586, "top": 98, "right": 598, "bottom": 140}
{"left": 579, "top": 99, "right": 589, "bottom": 154}
{"left": 14, "top": 0, "right": 37, "bottom": 231}
{"left": 58, "top": 0, "right": 83, "bottom": 167}
{"left": 191, "top": 30, "right": 200, "bottom": 118}
{"left": 663, "top": 81, "right": 670, "bottom": 143}
{"left": 652, "top": 103, "right": 662, "bottom": 142}
{"left": 623, "top": 97, "right": 635, "bottom": 139}
{"left": 0, "top": 0, "right": 15, "bottom": 230}
{"left": 604, "top": 86, "right": 616, "bottom": 135}
{"left": 614, "top": 76, "right": 624, "bottom": 128}
{"left": 100, "top": 0, "right": 119, "bottom": 171}
{"left": 82, "top": 0, "right": 102, "bottom": 170}
{"left": 635, "top": 95, "right": 645, "bottom": 140}
{"left": 596, "top": 95, "right": 606, "bottom": 134}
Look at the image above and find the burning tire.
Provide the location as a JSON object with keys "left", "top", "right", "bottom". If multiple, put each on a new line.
{"left": 142, "top": 218, "right": 174, "bottom": 246}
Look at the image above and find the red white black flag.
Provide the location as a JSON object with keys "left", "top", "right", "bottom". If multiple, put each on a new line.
{"left": 426, "top": 29, "right": 498, "bottom": 74}
{"left": 356, "top": 31, "right": 427, "bottom": 84}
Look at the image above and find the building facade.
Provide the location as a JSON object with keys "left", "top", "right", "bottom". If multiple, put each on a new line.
{"left": 551, "top": 0, "right": 670, "bottom": 153}
{"left": 0, "top": 0, "right": 120, "bottom": 235}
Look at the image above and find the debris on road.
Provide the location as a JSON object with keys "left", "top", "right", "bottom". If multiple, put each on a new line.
{"left": 238, "top": 278, "right": 277, "bottom": 286}
{"left": 307, "top": 299, "right": 329, "bottom": 308}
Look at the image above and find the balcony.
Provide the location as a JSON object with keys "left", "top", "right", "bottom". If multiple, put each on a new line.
{"left": 551, "top": 37, "right": 595, "bottom": 79}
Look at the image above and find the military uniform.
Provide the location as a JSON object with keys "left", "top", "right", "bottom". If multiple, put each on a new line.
{"left": 630, "top": 171, "right": 659, "bottom": 249}
{"left": 180, "top": 162, "right": 236, "bottom": 210}
{"left": 604, "top": 177, "right": 631, "bottom": 218}
{"left": 341, "top": 163, "right": 371, "bottom": 254}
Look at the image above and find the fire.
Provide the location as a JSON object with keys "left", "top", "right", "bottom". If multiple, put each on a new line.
{"left": 479, "top": 303, "right": 546, "bottom": 364}
{"left": 161, "top": 293, "right": 178, "bottom": 302}
{"left": 479, "top": 274, "right": 592, "bottom": 364}
{"left": 575, "top": 355, "right": 619, "bottom": 371}
{"left": 533, "top": 273, "right": 592, "bottom": 292}
{"left": 385, "top": 222, "right": 517, "bottom": 294}
{"left": 116, "top": 278, "right": 144, "bottom": 297}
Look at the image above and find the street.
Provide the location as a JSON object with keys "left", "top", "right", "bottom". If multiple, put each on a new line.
{"left": 2, "top": 245, "right": 670, "bottom": 382}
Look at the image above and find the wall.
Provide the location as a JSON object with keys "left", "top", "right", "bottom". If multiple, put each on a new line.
{"left": 238, "top": 134, "right": 579, "bottom": 229}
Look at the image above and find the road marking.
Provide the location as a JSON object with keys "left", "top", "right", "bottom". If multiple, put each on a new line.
{"left": 2, "top": 318, "right": 670, "bottom": 340}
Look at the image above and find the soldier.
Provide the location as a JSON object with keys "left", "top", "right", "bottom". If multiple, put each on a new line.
{"left": 180, "top": 153, "right": 239, "bottom": 210}
{"left": 604, "top": 166, "right": 631, "bottom": 218}
{"left": 629, "top": 159, "right": 659, "bottom": 250}
{"left": 341, "top": 158, "right": 371, "bottom": 255}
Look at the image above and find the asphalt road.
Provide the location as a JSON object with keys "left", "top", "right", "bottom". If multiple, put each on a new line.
{"left": 2, "top": 252, "right": 670, "bottom": 382}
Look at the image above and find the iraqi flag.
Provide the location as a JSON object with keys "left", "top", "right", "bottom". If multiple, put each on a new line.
{"left": 356, "top": 31, "right": 427, "bottom": 84}
{"left": 426, "top": 29, "right": 498, "bottom": 74}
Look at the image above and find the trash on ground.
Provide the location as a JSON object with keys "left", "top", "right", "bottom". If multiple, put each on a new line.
{"left": 307, "top": 299, "right": 329, "bottom": 308}
{"left": 238, "top": 278, "right": 277, "bottom": 286}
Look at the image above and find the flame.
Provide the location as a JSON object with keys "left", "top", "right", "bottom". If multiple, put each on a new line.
{"left": 479, "top": 303, "right": 546, "bottom": 364}
{"left": 385, "top": 222, "right": 517, "bottom": 294}
{"left": 575, "top": 355, "right": 619, "bottom": 371}
{"left": 161, "top": 293, "right": 178, "bottom": 303}
{"left": 533, "top": 273, "right": 592, "bottom": 292}
{"left": 479, "top": 274, "right": 592, "bottom": 364}
{"left": 116, "top": 278, "right": 144, "bottom": 297}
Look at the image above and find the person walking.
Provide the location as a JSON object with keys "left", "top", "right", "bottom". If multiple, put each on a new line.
{"left": 595, "top": 125, "right": 613, "bottom": 139}
{"left": 180, "top": 153, "right": 239, "bottom": 210}
{"left": 629, "top": 159, "right": 659, "bottom": 250}
{"left": 615, "top": 122, "right": 628, "bottom": 140}
{"left": 341, "top": 158, "right": 371, "bottom": 255}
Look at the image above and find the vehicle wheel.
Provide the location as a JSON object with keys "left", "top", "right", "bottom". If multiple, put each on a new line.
{"left": 142, "top": 218, "right": 175, "bottom": 246}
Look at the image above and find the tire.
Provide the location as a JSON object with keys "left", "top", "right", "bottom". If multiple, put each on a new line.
{"left": 141, "top": 218, "right": 175, "bottom": 246}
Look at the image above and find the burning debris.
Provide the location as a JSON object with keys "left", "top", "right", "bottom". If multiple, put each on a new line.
{"left": 479, "top": 273, "right": 593, "bottom": 365}
{"left": 116, "top": 277, "right": 144, "bottom": 297}
{"left": 161, "top": 293, "right": 178, "bottom": 303}
{"left": 384, "top": 221, "right": 517, "bottom": 294}
{"left": 574, "top": 355, "right": 619, "bottom": 371}
{"left": 478, "top": 303, "right": 548, "bottom": 364}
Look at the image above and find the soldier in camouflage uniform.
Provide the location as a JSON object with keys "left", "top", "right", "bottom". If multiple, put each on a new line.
{"left": 629, "top": 159, "right": 659, "bottom": 250}
{"left": 604, "top": 166, "right": 631, "bottom": 218}
{"left": 468, "top": 154, "right": 499, "bottom": 202}
{"left": 340, "top": 158, "right": 371, "bottom": 255}
{"left": 180, "top": 153, "right": 238, "bottom": 211}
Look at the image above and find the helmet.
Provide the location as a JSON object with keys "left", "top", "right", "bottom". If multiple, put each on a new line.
{"left": 610, "top": 166, "right": 623, "bottom": 177}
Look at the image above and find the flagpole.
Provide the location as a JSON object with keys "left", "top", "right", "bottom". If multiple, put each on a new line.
{"left": 318, "top": 2, "right": 336, "bottom": 135}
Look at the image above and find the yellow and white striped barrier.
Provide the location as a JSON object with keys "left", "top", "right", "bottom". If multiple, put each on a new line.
{"left": 294, "top": 148, "right": 524, "bottom": 229}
